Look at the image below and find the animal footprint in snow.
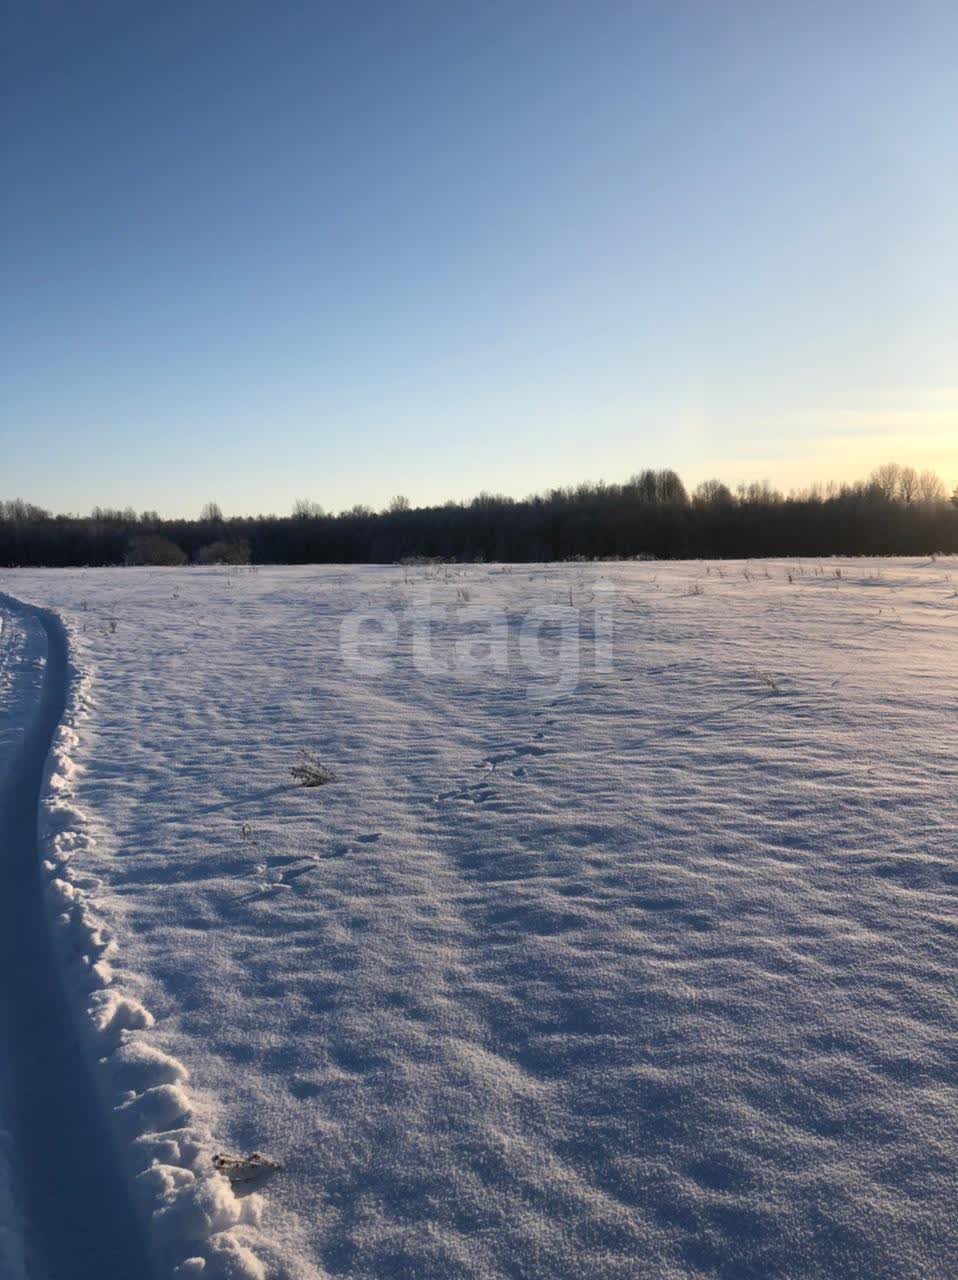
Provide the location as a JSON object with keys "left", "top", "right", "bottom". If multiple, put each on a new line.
{"left": 213, "top": 1150, "right": 282, "bottom": 1185}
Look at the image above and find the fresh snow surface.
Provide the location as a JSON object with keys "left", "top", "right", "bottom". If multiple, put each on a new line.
{"left": 1, "top": 558, "right": 957, "bottom": 1279}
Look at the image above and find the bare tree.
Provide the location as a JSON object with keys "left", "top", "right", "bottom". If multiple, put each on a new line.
{"left": 871, "top": 462, "right": 903, "bottom": 500}
{"left": 693, "top": 479, "right": 735, "bottom": 508}
{"left": 917, "top": 471, "right": 947, "bottom": 503}
{"left": 655, "top": 469, "right": 689, "bottom": 504}
{"left": 738, "top": 481, "right": 782, "bottom": 505}
{"left": 292, "top": 498, "right": 325, "bottom": 518}
{"left": 898, "top": 466, "right": 920, "bottom": 504}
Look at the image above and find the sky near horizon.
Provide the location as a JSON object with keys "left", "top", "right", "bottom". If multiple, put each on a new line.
{"left": 3, "top": 0, "right": 956, "bottom": 517}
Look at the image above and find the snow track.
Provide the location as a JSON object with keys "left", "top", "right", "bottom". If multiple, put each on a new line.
{"left": 0, "top": 599, "right": 155, "bottom": 1279}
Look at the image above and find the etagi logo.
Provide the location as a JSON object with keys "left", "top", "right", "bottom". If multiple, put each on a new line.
{"left": 340, "top": 579, "right": 615, "bottom": 702}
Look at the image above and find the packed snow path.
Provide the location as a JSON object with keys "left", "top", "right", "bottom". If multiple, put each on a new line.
{"left": 0, "top": 599, "right": 154, "bottom": 1280}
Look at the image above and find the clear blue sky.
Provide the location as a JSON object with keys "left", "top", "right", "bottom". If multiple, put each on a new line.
{"left": 3, "top": 0, "right": 956, "bottom": 515}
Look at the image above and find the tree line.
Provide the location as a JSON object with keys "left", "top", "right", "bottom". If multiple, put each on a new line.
{"left": 1, "top": 465, "right": 957, "bottom": 567}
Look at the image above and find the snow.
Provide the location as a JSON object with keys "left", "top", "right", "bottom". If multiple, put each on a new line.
{"left": 0, "top": 1127, "right": 28, "bottom": 1280}
{"left": 0, "top": 606, "right": 34, "bottom": 1280}
{"left": 0, "top": 597, "right": 156, "bottom": 1278}
{"left": 1, "top": 558, "right": 957, "bottom": 1278}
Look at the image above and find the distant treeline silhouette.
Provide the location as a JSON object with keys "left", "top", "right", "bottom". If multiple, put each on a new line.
{"left": 2, "top": 464, "right": 957, "bottom": 567}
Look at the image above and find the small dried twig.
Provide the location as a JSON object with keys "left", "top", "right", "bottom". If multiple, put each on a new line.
{"left": 213, "top": 1151, "right": 282, "bottom": 1185}
{"left": 290, "top": 749, "right": 336, "bottom": 788}
{"left": 750, "top": 666, "right": 781, "bottom": 693}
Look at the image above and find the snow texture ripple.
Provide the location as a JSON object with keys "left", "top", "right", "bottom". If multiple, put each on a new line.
{"left": 1, "top": 558, "right": 957, "bottom": 1279}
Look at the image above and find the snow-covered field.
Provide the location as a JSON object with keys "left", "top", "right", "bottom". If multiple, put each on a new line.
{"left": 1, "top": 558, "right": 957, "bottom": 1279}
